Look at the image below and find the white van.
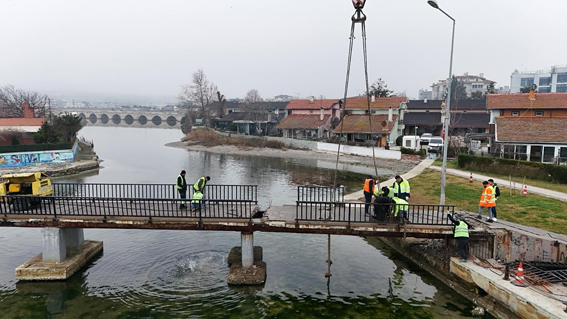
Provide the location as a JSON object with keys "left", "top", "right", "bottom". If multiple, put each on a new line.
{"left": 427, "top": 137, "right": 444, "bottom": 153}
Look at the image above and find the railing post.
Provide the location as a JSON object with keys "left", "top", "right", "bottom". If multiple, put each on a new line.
{"left": 51, "top": 197, "right": 57, "bottom": 221}
{"left": 347, "top": 203, "right": 351, "bottom": 230}
{"left": 295, "top": 201, "right": 299, "bottom": 228}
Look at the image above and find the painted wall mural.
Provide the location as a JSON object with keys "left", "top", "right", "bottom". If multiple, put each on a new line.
{"left": 0, "top": 148, "right": 75, "bottom": 167}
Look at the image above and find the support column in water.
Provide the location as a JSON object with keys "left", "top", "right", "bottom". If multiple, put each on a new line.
{"left": 241, "top": 231, "right": 254, "bottom": 268}
{"left": 42, "top": 228, "right": 67, "bottom": 263}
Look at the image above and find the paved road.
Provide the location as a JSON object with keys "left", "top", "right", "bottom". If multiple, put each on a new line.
{"left": 429, "top": 165, "right": 567, "bottom": 202}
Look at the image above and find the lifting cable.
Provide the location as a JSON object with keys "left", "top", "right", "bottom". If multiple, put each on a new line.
{"left": 328, "top": 0, "right": 380, "bottom": 280}
{"left": 333, "top": 0, "right": 379, "bottom": 197}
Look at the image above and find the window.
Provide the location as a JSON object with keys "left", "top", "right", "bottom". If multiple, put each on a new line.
{"left": 405, "top": 140, "right": 412, "bottom": 147}
{"left": 558, "top": 72, "right": 567, "bottom": 83}
{"left": 511, "top": 111, "right": 520, "bottom": 116}
{"left": 557, "top": 84, "right": 567, "bottom": 92}
{"left": 521, "top": 77, "right": 534, "bottom": 87}
{"left": 539, "top": 77, "right": 551, "bottom": 86}
{"left": 472, "top": 84, "right": 483, "bottom": 89}
{"left": 530, "top": 146, "right": 542, "bottom": 162}
{"left": 560, "top": 147, "right": 567, "bottom": 164}
{"left": 535, "top": 111, "right": 544, "bottom": 116}
{"left": 515, "top": 145, "right": 528, "bottom": 161}
{"left": 543, "top": 147, "right": 555, "bottom": 163}
{"left": 539, "top": 86, "right": 551, "bottom": 93}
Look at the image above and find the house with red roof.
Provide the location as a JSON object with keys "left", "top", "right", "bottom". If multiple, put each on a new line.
{"left": 332, "top": 96, "right": 407, "bottom": 147}
{"left": 276, "top": 98, "right": 340, "bottom": 139}
{"left": 488, "top": 89, "right": 567, "bottom": 163}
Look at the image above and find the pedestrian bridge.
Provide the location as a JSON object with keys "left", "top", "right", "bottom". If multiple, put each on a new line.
{"left": 54, "top": 108, "right": 184, "bottom": 129}
{"left": 0, "top": 184, "right": 467, "bottom": 239}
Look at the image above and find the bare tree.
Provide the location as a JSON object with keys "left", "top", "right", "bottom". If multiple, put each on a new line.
{"left": 178, "top": 70, "right": 216, "bottom": 126}
{"left": 0, "top": 85, "right": 48, "bottom": 118}
{"left": 242, "top": 89, "right": 268, "bottom": 135}
{"left": 216, "top": 90, "right": 226, "bottom": 118}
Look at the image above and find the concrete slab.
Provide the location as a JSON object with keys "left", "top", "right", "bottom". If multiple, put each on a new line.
{"left": 450, "top": 257, "right": 567, "bottom": 319}
{"left": 227, "top": 246, "right": 263, "bottom": 266}
{"left": 227, "top": 261, "right": 266, "bottom": 285}
{"left": 15, "top": 240, "right": 103, "bottom": 281}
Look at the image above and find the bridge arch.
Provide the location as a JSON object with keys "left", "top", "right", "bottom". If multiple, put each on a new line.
{"left": 138, "top": 115, "right": 147, "bottom": 125}
{"left": 89, "top": 113, "right": 97, "bottom": 124}
{"left": 166, "top": 116, "right": 177, "bottom": 127}
{"left": 112, "top": 114, "right": 121, "bottom": 124}
{"left": 124, "top": 115, "right": 134, "bottom": 125}
{"left": 79, "top": 113, "right": 86, "bottom": 120}
{"left": 181, "top": 116, "right": 187, "bottom": 125}
{"left": 151, "top": 115, "right": 162, "bottom": 126}
{"left": 100, "top": 114, "right": 109, "bottom": 124}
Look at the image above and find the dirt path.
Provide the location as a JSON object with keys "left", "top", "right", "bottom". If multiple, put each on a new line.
{"left": 166, "top": 141, "right": 417, "bottom": 177}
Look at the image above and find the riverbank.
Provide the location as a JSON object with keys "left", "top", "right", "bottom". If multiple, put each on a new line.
{"left": 0, "top": 159, "right": 100, "bottom": 177}
{"left": 166, "top": 141, "right": 416, "bottom": 179}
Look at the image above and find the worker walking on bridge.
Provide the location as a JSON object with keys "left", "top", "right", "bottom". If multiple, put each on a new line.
{"left": 477, "top": 181, "right": 496, "bottom": 222}
{"left": 392, "top": 175, "right": 410, "bottom": 201}
{"left": 447, "top": 213, "right": 473, "bottom": 262}
{"left": 194, "top": 176, "right": 211, "bottom": 192}
{"left": 363, "top": 175, "right": 376, "bottom": 214}
{"left": 175, "top": 170, "right": 187, "bottom": 209}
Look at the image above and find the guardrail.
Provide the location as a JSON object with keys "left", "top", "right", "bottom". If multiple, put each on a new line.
{"left": 296, "top": 201, "right": 454, "bottom": 227}
{"left": 297, "top": 186, "right": 345, "bottom": 202}
{"left": 0, "top": 195, "right": 256, "bottom": 221}
{"left": 52, "top": 183, "right": 258, "bottom": 203}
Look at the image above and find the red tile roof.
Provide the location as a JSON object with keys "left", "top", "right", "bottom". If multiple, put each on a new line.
{"left": 332, "top": 115, "right": 397, "bottom": 134}
{"left": 276, "top": 114, "right": 330, "bottom": 130}
{"left": 344, "top": 96, "right": 406, "bottom": 110}
{"left": 496, "top": 117, "right": 567, "bottom": 143}
{"left": 487, "top": 93, "right": 567, "bottom": 109}
{"left": 286, "top": 99, "right": 339, "bottom": 110}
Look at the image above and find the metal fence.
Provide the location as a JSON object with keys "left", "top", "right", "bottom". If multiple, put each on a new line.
{"left": 0, "top": 195, "right": 255, "bottom": 221}
{"left": 297, "top": 186, "right": 345, "bottom": 202}
{"left": 52, "top": 183, "right": 258, "bottom": 203}
{"left": 296, "top": 201, "right": 454, "bottom": 226}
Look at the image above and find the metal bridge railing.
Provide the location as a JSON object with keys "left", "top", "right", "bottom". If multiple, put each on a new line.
{"left": 296, "top": 201, "right": 454, "bottom": 226}
{"left": 0, "top": 195, "right": 256, "bottom": 221}
{"left": 297, "top": 186, "right": 345, "bottom": 202}
{"left": 52, "top": 183, "right": 258, "bottom": 203}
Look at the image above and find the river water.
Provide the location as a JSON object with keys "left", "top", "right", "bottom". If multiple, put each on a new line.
{"left": 0, "top": 127, "right": 492, "bottom": 318}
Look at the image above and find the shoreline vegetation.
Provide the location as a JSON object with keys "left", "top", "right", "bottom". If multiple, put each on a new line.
{"left": 181, "top": 129, "right": 295, "bottom": 150}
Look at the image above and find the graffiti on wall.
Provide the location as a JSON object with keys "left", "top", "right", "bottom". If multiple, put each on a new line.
{"left": 0, "top": 150, "right": 75, "bottom": 167}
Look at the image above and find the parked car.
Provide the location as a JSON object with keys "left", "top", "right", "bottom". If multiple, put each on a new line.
{"left": 420, "top": 133, "right": 433, "bottom": 145}
{"left": 427, "top": 137, "right": 444, "bottom": 153}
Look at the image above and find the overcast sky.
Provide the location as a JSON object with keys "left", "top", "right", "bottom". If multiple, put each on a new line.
{"left": 1, "top": 0, "right": 565, "bottom": 104}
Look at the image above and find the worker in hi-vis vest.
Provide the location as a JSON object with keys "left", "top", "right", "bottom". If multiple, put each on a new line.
{"left": 175, "top": 170, "right": 187, "bottom": 209}
{"left": 191, "top": 190, "right": 204, "bottom": 211}
{"left": 363, "top": 175, "right": 376, "bottom": 214}
{"left": 477, "top": 181, "right": 496, "bottom": 222}
{"left": 448, "top": 213, "right": 473, "bottom": 261}
{"left": 194, "top": 176, "right": 211, "bottom": 192}
{"left": 392, "top": 175, "right": 410, "bottom": 201}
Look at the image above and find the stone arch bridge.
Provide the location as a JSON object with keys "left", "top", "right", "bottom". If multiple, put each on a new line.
{"left": 54, "top": 108, "right": 185, "bottom": 129}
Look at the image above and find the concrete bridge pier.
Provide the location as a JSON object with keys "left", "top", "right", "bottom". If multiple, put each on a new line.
{"left": 15, "top": 228, "right": 103, "bottom": 281}
{"left": 227, "top": 231, "right": 266, "bottom": 285}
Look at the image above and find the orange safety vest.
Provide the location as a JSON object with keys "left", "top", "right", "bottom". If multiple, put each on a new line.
{"left": 479, "top": 186, "right": 496, "bottom": 207}
{"left": 363, "top": 178, "right": 374, "bottom": 194}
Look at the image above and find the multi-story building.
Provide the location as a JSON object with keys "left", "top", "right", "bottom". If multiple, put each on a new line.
{"left": 488, "top": 90, "right": 567, "bottom": 164}
{"left": 431, "top": 73, "right": 496, "bottom": 100}
{"left": 418, "top": 89, "right": 433, "bottom": 100}
{"left": 510, "top": 65, "right": 567, "bottom": 93}
{"left": 332, "top": 96, "right": 407, "bottom": 147}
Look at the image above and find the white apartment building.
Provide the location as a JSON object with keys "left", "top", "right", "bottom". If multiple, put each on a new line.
{"left": 430, "top": 73, "right": 495, "bottom": 99}
{"left": 510, "top": 65, "right": 567, "bottom": 93}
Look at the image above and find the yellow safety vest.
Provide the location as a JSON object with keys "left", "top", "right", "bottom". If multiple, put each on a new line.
{"left": 194, "top": 177, "right": 207, "bottom": 191}
{"left": 393, "top": 180, "right": 410, "bottom": 194}
{"left": 392, "top": 197, "right": 408, "bottom": 217}
{"left": 454, "top": 221, "right": 469, "bottom": 238}
{"left": 191, "top": 192, "right": 204, "bottom": 204}
{"left": 175, "top": 174, "right": 186, "bottom": 190}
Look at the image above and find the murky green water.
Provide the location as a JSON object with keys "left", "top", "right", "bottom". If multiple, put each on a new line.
{"left": 0, "top": 127, "right": 493, "bottom": 318}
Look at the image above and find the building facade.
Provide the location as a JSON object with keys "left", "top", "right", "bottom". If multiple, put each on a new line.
{"left": 510, "top": 65, "right": 567, "bottom": 93}
{"left": 276, "top": 98, "right": 340, "bottom": 139}
{"left": 431, "top": 73, "right": 496, "bottom": 100}
{"left": 488, "top": 91, "right": 567, "bottom": 164}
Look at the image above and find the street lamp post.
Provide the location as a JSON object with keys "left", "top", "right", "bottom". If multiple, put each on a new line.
{"left": 428, "top": 0, "right": 455, "bottom": 206}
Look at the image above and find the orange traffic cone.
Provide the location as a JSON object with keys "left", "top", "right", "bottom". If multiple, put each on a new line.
{"left": 469, "top": 172, "right": 473, "bottom": 183}
{"left": 511, "top": 262, "right": 527, "bottom": 287}
{"left": 522, "top": 185, "right": 528, "bottom": 197}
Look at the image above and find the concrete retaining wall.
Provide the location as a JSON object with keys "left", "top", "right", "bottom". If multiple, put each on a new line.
{"left": 493, "top": 229, "right": 567, "bottom": 263}
{"left": 0, "top": 140, "right": 78, "bottom": 167}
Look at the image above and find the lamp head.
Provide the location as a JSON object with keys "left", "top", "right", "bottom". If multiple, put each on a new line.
{"left": 427, "top": 0, "right": 439, "bottom": 9}
{"left": 352, "top": 0, "right": 366, "bottom": 9}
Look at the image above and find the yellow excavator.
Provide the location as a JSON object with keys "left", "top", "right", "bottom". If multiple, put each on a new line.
{"left": 0, "top": 172, "right": 53, "bottom": 210}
